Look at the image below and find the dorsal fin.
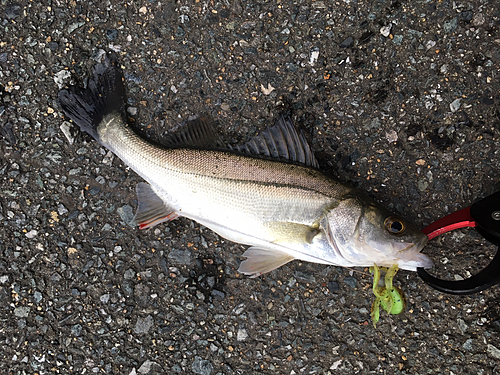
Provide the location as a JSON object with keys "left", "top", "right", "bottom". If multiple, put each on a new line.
{"left": 163, "top": 114, "right": 319, "bottom": 168}
{"left": 162, "top": 114, "right": 222, "bottom": 148}
{"left": 231, "top": 116, "right": 319, "bottom": 168}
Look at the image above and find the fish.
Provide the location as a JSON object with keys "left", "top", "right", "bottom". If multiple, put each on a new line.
{"left": 57, "top": 52, "right": 432, "bottom": 277}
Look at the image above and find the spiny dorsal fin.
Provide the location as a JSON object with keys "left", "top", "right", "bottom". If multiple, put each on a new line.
{"left": 162, "top": 114, "right": 222, "bottom": 148}
{"left": 231, "top": 116, "right": 319, "bottom": 168}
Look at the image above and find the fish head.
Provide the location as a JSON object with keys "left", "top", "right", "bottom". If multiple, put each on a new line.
{"left": 324, "top": 194, "right": 431, "bottom": 271}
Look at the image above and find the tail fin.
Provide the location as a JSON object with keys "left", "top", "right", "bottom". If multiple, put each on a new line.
{"left": 57, "top": 52, "right": 126, "bottom": 141}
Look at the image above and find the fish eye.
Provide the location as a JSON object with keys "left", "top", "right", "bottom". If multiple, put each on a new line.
{"left": 384, "top": 217, "right": 406, "bottom": 235}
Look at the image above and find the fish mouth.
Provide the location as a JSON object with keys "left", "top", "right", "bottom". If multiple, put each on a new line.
{"left": 400, "top": 233, "right": 428, "bottom": 253}
{"left": 393, "top": 234, "right": 427, "bottom": 254}
{"left": 397, "top": 235, "right": 432, "bottom": 271}
{"left": 415, "top": 234, "right": 429, "bottom": 252}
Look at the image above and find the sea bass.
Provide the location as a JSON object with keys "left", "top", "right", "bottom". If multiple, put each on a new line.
{"left": 57, "top": 53, "right": 432, "bottom": 277}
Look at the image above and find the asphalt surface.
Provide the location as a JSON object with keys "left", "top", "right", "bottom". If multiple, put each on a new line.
{"left": 1, "top": 0, "right": 500, "bottom": 374}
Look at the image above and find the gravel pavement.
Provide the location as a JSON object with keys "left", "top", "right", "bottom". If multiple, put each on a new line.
{"left": 1, "top": 0, "right": 500, "bottom": 374}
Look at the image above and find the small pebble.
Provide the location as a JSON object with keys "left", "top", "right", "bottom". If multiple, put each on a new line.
{"left": 340, "top": 36, "right": 354, "bottom": 48}
{"left": 25, "top": 230, "right": 38, "bottom": 238}
{"left": 343, "top": 276, "right": 357, "bottom": 289}
{"left": 138, "top": 360, "right": 154, "bottom": 374}
{"left": 71, "top": 324, "right": 83, "bottom": 336}
{"left": 54, "top": 70, "right": 71, "bottom": 89}
{"left": 328, "top": 281, "right": 339, "bottom": 293}
{"left": 168, "top": 248, "right": 192, "bottom": 265}
{"left": 386, "top": 130, "right": 398, "bottom": 143}
{"left": 237, "top": 328, "right": 248, "bottom": 341}
{"left": 380, "top": 24, "right": 392, "bottom": 37}
{"left": 124, "top": 269, "right": 135, "bottom": 279}
{"left": 60, "top": 121, "right": 74, "bottom": 144}
{"left": 309, "top": 50, "right": 319, "bottom": 66}
{"left": 34, "top": 291, "right": 42, "bottom": 303}
{"left": 117, "top": 205, "right": 135, "bottom": 227}
{"left": 106, "top": 29, "right": 118, "bottom": 40}
{"left": 14, "top": 306, "right": 30, "bottom": 318}
{"left": 488, "top": 344, "right": 500, "bottom": 359}
{"left": 443, "top": 17, "right": 458, "bottom": 33}
{"left": 462, "top": 339, "right": 473, "bottom": 350}
{"left": 392, "top": 35, "right": 403, "bottom": 45}
{"left": 134, "top": 315, "right": 154, "bottom": 334}
{"left": 450, "top": 98, "right": 461, "bottom": 112}
{"left": 192, "top": 356, "right": 213, "bottom": 375}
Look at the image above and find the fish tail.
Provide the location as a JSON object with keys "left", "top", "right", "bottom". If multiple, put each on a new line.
{"left": 57, "top": 52, "right": 126, "bottom": 142}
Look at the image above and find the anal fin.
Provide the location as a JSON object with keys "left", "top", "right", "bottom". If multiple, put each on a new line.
{"left": 238, "top": 247, "right": 295, "bottom": 278}
{"left": 133, "top": 182, "right": 178, "bottom": 229}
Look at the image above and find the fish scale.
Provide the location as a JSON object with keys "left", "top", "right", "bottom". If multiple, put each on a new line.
{"left": 101, "top": 115, "right": 339, "bottom": 245}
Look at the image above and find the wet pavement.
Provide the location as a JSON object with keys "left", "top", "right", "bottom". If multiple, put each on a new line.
{"left": 1, "top": 0, "right": 500, "bottom": 374}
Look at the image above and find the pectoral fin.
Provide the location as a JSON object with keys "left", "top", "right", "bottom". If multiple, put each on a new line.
{"left": 238, "top": 247, "right": 295, "bottom": 278}
{"left": 133, "top": 182, "right": 178, "bottom": 229}
{"left": 264, "top": 221, "right": 320, "bottom": 245}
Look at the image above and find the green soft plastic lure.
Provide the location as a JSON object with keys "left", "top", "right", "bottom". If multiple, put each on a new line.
{"left": 370, "top": 264, "right": 406, "bottom": 328}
